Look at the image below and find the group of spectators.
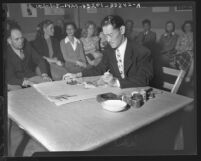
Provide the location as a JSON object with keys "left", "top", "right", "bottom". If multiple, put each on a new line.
{"left": 5, "top": 16, "right": 194, "bottom": 96}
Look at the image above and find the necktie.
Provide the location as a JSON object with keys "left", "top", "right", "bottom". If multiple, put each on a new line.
{"left": 116, "top": 49, "right": 124, "bottom": 79}
{"left": 19, "top": 49, "right": 25, "bottom": 60}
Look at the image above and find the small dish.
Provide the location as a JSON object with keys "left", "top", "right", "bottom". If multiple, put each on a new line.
{"left": 101, "top": 100, "right": 127, "bottom": 112}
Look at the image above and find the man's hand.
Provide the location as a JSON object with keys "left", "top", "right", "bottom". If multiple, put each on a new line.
{"left": 63, "top": 72, "right": 82, "bottom": 83}
{"left": 101, "top": 72, "right": 119, "bottom": 87}
{"left": 22, "top": 79, "right": 35, "bottom": 87}
{"left": 41, "top": 73, "right": 52, "bottom": 82}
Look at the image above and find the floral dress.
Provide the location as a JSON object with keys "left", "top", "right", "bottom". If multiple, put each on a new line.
{"left": 174, "top": 32, "right": 193, "bottom": 71}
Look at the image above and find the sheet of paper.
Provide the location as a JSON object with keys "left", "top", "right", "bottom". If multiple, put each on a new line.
{"left": 33, "top": 80, "right": 121, "bottom": 106}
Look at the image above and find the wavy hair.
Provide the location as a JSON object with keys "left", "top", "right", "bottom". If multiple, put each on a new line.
{"left": 36, "top": 19, "right": 53, "bottom": 38}
{"left": 165, "top": 20, "right": 176, "bottom": 32}
{"left": 81, "top": 21, "right": 98, "bottom": 38}
{"left": 181, "top": 20, "right": 193, "bottom": 33}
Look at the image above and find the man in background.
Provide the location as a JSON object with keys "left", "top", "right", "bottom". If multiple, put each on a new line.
{"left": 136, "top": 19, "right": 156, "bottom": 55}
{"left": 125, "top": 19, "right": 138, "bottom": 41}
{"left": 6, "top": 24, "right": 52, "bottom": 90}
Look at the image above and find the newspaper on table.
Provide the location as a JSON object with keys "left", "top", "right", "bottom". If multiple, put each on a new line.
{"left": 32, "top": 80, "right": 121, "bottom": 106}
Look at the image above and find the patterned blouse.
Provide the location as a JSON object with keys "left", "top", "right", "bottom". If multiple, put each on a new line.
{"left": 80, "top": 36, "right": 100, "bottom": 54}
{"left": 174, "top": 32, "right": 194, "bottom": 71}
{"left": 175, "top": 32, "right": 193, "bottom": 55}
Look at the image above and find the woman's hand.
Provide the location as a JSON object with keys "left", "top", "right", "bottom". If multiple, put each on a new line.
{"left": 43, "top": 56, "right": 58, "bottom": 64}
{"left": 76, "top": 61, "right": 87, "bottom": 68}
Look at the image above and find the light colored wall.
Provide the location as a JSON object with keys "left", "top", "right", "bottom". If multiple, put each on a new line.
{"left": 7, "top": 4, "right": 192, "bottom": 41}
{"left": 114, "top": 7, "right": 192, "bottom": 29}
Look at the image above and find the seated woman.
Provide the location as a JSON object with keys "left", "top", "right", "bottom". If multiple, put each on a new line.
{"left": 32, "top": 19, "right": 67, "bottom": 80}
{"left": 174, "top": 20, "right": 193, "bottom": 74}
{"left": 159, "top": 21, "right": 179, "bottom": 67}
{"left": 60, "top": 22, "right": 87, "bottom": 73}
{"left": 152, "top": 21, "right": 179, "bottom": 89}
{"left": 80, "top": 21, "right": 103, "bottom": 67}
{"left": 174, "top": 21, "right": 195, "bottom": 152}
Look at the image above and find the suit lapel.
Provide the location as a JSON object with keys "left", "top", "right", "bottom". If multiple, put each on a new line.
{"left": 107, "top": 46, "right": 120, "bottom": 75}
{"left": 124, "top": 41, "right": 133, "bottom": 74}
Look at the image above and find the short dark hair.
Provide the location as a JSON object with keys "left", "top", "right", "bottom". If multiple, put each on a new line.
{"left": 65, "top": 22, "right": 77, "bottom": 30}
{"left": 142, "top": 19, "right": 151, "bottom": 26}
{"left": 181, "top": 20, "right": 193, "bottom": 32}
{"left": 101, "top": 15, "right": 125, "bottom": 29}
{"left": 5, "top": 19, "right": 21, "bottom": 39}
{"left": 125, "top": 19, "right": 134, "bottom": 25}
{"left": 6, "top": 23, "right": 22, "bottom": 39}
{"left": 36, "top": 19, "right": 53, "bottom": 38}
{"left": 165, "top": 20, "right": 176, "bottom": 32}
{"left": 81, "top": 21, "right": 98, "bottom": 38}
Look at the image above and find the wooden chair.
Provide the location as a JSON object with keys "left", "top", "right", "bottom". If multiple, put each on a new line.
{"left": 162, "top": 67, "right": 186, "bottom": 94}
{"left": 162, "top": 67, "right": 187, "bottom": 150}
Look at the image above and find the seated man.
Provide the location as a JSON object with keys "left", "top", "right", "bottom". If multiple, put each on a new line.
{"left": 135, "top": 19, "right": 156, "bottom": 55}
{"left": 6, "top": 25, "right": 52, "bottom": 90}
{"left": 63, "top": 15, "right": 153, "bottom": 88}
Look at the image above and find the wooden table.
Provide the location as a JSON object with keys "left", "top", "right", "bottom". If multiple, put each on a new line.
{"left": 8, "top": 77, "right": 193, "bottom": 152}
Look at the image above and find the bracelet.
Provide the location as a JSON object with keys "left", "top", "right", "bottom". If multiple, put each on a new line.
{"left": 41, "top": 73, "right": 48, "bottom": 77}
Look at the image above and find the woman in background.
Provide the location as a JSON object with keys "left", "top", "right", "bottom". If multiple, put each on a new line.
{"left": 32, "top": 19, "right": 67, "bottom": 80}
{"left": 60, "top": 22, "right": 87, "bottom": 73}
{"left": 151, "top": 21, "right": 178, "bottom": 90}
{"left": 80, "top": 21, "right": 103, "bottom": 67}
{"left": 174, "top": 20, "right": 193, "bottom": 75}
{"left": 175, "top": 20, "right": 195, "bottom": 152}
{"left": 159, "top": 21, "right": 179, "bottom": 67}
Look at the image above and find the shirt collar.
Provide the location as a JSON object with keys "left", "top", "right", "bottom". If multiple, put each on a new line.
{"left": 10, "top": 44, "right": 22, "bottom": 55}
{"left": 164, "top": 32, "right": 175, "bottom": 37}
{"left": 64, "top": 36, "right": 80, "bottom": 44}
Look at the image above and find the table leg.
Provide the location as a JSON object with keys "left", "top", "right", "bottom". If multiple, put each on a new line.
{"left": 8, "top": 119, "right": 12, "bottom": 156}
{"left": 14, "top": 131, "right": 30, "bottom": 156}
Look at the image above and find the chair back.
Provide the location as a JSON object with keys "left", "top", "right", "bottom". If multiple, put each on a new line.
{"left": 162, "top": 67, "right": 186, "bottom": 93}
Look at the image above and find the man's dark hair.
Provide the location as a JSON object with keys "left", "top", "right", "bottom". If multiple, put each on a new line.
{"left": 125, "top": 19, "right": 134, "bottom": 26}
{"left": 181, "top": 20, "right": 193, "bottom": 33}
{"left": 142, "top": 19, "right": 151, "bottom": 26}
{"left": 36, "top": 19, "right": 53, "bottom": 38}
{"left": 101, "top": 15, "right": 125, "bottom": 29}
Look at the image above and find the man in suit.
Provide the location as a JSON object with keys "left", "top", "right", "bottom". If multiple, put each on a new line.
{"left": 125, "top": 19, "right": 138, "bottom": 41}
{"left": 63, "top": 15, "right": 153, "bottom": 88}
{"left": 136, "top": 19, "right": 156, "bottom": 54}
{"left": 6, "top": 25, "right": 52, "bottom": 90}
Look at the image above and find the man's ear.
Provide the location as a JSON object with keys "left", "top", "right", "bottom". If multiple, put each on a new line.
{"left": 120, "top": 26, "right": 125, "bottom": 35}
{"left": 7, "top": 37, "right": 11, "bottom": 45}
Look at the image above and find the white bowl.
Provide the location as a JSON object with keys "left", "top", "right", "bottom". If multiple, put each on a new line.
{"left": 101, "top": 100, "right": 127, "bottom": 112}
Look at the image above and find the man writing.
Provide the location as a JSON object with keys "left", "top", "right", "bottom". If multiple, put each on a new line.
{"left": 6, "top": 25, "right": 52, "bottom": 90}
{"left": 63, "top": 15, "right": 153, "bottom": 88}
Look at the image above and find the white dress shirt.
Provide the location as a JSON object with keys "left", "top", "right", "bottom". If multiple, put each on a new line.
{"left": 114, "top": 38, "right": 128, "bottom": 87}
{"left": 115, "top": 37, "right": 127, "bottom": 78}
{"left": 64, "top": 36, "right": 80, "bottom": 51}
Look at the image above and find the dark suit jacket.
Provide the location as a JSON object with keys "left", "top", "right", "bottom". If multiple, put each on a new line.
{"left": 82, "top": 40, "right": 153, "bottom": 88}
{"left": 32, "top": 36, "right": 65, "bottom": 62}
{"left": 136, "top": 30, "right": 156, "bottom": 51}
{"left": 6, "top": 40, "right": 48, "bottom": 85}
